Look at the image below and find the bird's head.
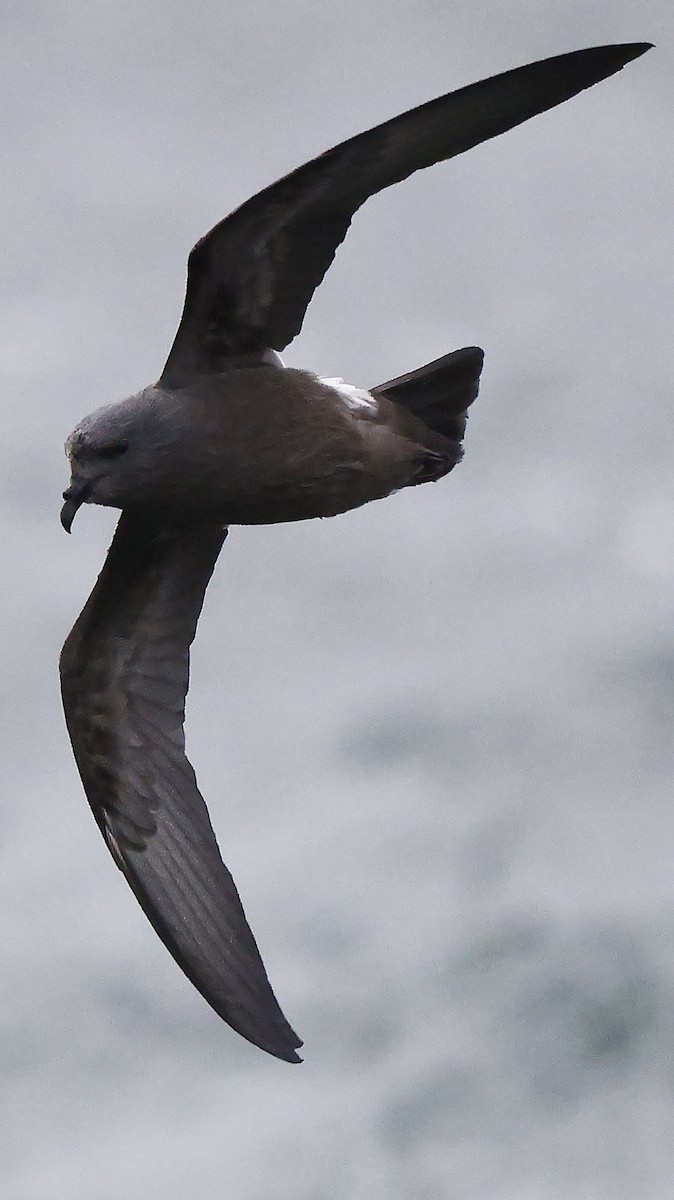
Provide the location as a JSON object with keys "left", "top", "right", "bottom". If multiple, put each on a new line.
{"left": 61, "top": 390, "right": 167, "bottom": 531}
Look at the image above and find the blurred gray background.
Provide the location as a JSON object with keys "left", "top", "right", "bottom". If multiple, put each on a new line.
{"left": 2, "top": 2, "right": 672, "bottom": 1197}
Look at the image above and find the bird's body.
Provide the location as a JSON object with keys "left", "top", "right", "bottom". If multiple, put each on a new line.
{"left": 59, "top": 43, "right": 651, "bottom": 1063}
{"left": 173, "top": 368, "right": 430, "bottom": 524}
{"left": 65, "top": 360, "right": 469, "bottom": 524}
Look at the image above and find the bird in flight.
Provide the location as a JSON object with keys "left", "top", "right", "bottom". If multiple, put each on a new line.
{"left": 59, "top": 43, "right": 651, "bottom": 1063}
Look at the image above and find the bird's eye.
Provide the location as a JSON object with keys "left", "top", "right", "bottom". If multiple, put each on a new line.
{"left": 91, "top": 440, "right": 129, "bottom": 460}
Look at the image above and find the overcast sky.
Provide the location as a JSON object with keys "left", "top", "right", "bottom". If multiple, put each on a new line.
{"left": 2, "top": 4, "right": 672, "bottom": 1199}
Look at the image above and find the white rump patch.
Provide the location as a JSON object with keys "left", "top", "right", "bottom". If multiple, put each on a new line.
{"left": 320, "top": 377, "right": 377, "bottom": 412}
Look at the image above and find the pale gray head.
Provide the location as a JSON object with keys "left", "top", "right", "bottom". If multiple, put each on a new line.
{"left": 61, "top": 388, "right": 175, "bottom": 531}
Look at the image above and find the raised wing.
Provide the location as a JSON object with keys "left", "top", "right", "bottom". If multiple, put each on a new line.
{"left": 60, "top": 513, "right": 302, "bottom": 1063}
{"left": 159, "top": 42, "right": 651, "bottom": 387}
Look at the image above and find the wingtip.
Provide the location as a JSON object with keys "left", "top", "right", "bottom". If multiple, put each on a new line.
{"left": 616, "top": 41, "right": 655, "bottom": 59}
{"left": 279, "top": 1046, "right": 304, "bottom": 1065}
{"left": 245, "top": 1024, "right": 304, "bottom": 1064}
{"left": 572, "top": 42, "right": 654, "bottom": 71}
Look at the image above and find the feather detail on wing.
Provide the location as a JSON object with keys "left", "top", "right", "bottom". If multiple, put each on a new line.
{"left": 60, "top": 512, "right": 302, "bottom": 1063}
{"left": 159, "top": 43, "right": 651, "bottom": 386}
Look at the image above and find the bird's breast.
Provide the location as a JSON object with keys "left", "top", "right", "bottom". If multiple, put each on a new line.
{"left": 153, "top": 366, "right": 415, "bottom": 524}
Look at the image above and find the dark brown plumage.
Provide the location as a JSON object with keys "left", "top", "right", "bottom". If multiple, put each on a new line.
{"left": 60, "top": 43, "right": 651, "bottom": 1061}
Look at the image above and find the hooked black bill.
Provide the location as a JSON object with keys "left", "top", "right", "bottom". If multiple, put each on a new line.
{"left": 61, "top": 481, "right": 93, "bottom": 532}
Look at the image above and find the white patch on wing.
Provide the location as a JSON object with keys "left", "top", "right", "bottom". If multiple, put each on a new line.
{"left": 320, "top": 377, "right": 377, "bottom": 412}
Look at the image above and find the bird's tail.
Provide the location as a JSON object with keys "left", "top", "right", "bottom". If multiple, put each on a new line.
{"left": 371, "top": 345, "right": 484, "bottom": 442}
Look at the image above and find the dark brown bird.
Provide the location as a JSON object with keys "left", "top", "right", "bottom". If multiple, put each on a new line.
{"left": 59, "top": 43, "right": 651, "bottom": 1062}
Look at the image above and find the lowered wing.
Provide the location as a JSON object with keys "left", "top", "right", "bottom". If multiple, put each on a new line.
{"left": 60, "top": 513, "right": 302, "bottom": 1062}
